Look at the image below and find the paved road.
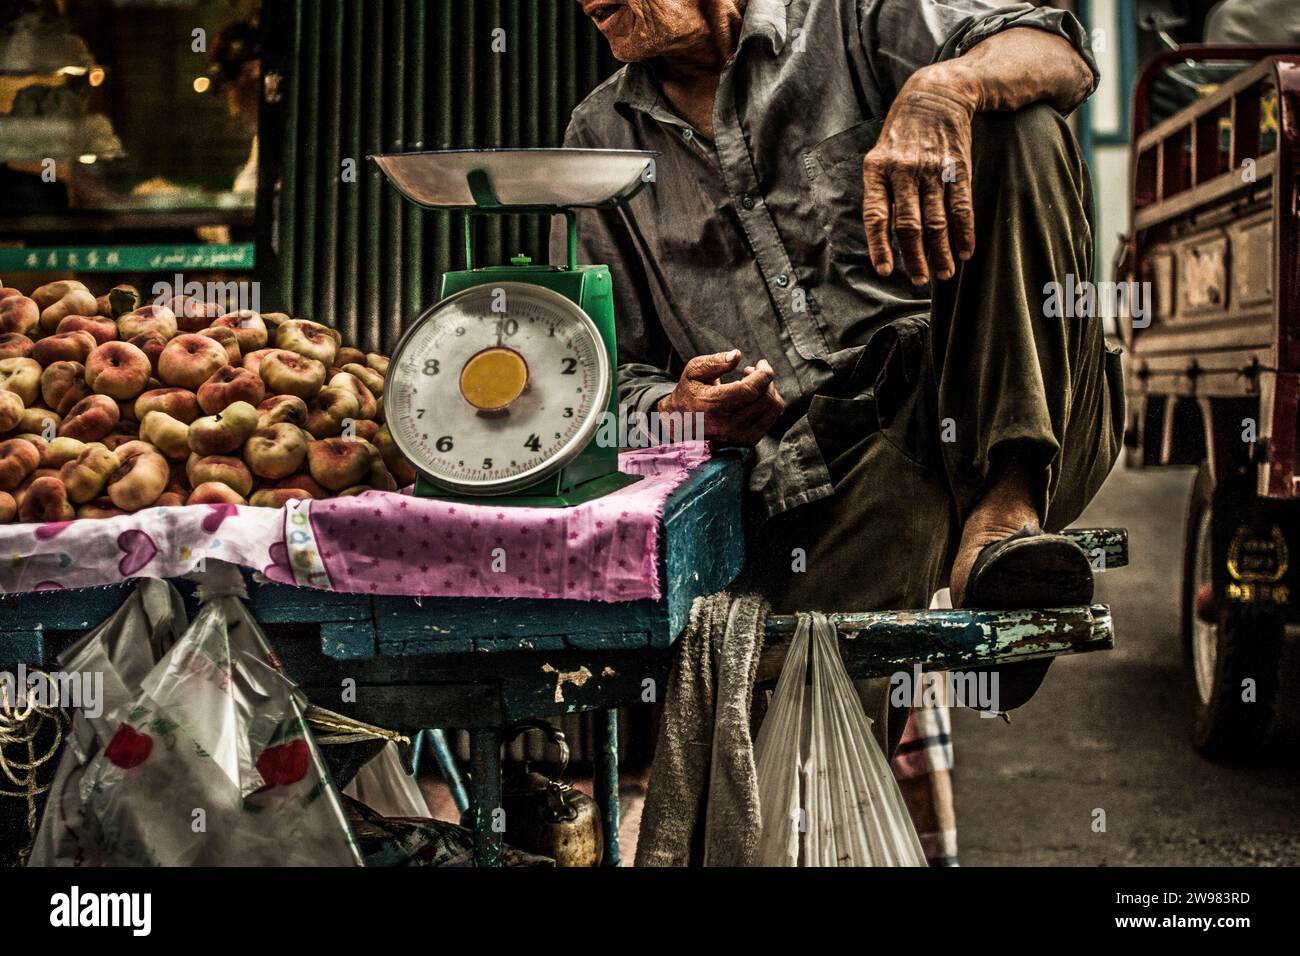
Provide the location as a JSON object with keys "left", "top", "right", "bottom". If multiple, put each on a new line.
{"left": 951, "top": 464, "right": 1300, "bottom": 866}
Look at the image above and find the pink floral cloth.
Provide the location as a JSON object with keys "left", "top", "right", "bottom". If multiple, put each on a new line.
{"left": 267, "top": 442, "right": 711, "bottom": 602}
{"left": 0, "top": 443, "right": 710, "bottom": 602}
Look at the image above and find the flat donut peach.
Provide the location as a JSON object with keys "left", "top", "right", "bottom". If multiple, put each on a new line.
{"left": 0, "top": 291, "right": 39, "bottom": 336}
{"left": 200, "top": 326, "right": 242, "bottom": 366}
{"left": 0, "top": 333, "right": 33, "bottom": 360}
{"left": 187, "top": 454, "right": 254, "bottom": 497}
{"left": 0, "top": 438, "right": 41, "bottom": 492}
{"left": 85, "top": 341, "right": 152, "bottom": 400}
{"left": 276, "top": 319, "right": 340, "bottom": 368}
{"left": 106, "top": 449, "right": 169, "bottom": 511}
{"left": 158, "top": 334, "right": 228, "bottom": 390}
{"left": 244, "top": 423, "right": 308, "bottom": 479}
{"left": 197, "top": 365, "right": 265, "bottom": 415}
{"left": 210, "top": 310, "right": 268, "bottom": 353}
{"left": 59, "top": 394, "right": 120, "bottom": 443}
{"left": 40, "top": 361, "right": 91, "bottom": 416}
{"left": 169, "top": 295, "right": 225, "bottom": 333}
{"left": 18, "top": 475, "right": 74, "bottom": 522}
{"left": 0, "top": 357, "right": 42, "bottom": 406}
{"left": 55, "top": 314, "right": 118, "bottom": 344}
{"left": 134, "top": 387, "right": 201, "bottom": 425}
{"left": 248, "top": 487, "right": 312, "bottom": 508}
{"left": 187, "top": 481, "right": 247, "bottom": 505}
{"left": 117, "top": 304, "right": 177, "bottom": 341}
{"left": 259, "top": 350, "right": 325, "bottom": 401}
{"left": 0, "top": 391, "right": 23, "bottom": 434}
{"left": 32, "top": 330, "right": 97, "bottom": 366}
{"left": 127, "top": 331, "right": 169, "bottom": 373}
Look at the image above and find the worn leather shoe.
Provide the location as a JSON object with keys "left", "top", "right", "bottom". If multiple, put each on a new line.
{"left": 963, "top": 523, "right": 1094, "bottom": 711}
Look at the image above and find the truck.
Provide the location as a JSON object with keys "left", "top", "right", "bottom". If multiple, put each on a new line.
{"left": 1117, "top": 45, "right": 1299, "bottom": 757}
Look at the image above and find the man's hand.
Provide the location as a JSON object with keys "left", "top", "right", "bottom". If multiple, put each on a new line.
{"left": 862, "top": 69, "right": 979, "bottom": 287}
{"left": 861, "top": 29, "right": 1094, "bottom": 286}
{"left": 658, "top": 349, "right": 785, "bottom": 446}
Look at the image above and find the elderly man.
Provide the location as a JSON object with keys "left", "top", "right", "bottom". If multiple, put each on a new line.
{"left": 560, "top": 0, "right": 1125, "bottom": 751}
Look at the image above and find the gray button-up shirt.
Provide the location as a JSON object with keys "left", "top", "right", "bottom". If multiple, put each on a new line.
{"left": 553, "top": 0, "right": 1096, "bottom": 520}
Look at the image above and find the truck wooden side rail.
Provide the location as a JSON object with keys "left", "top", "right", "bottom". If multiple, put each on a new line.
{"left": 1120, "top": 47, "right": 1300, "bottom": 498}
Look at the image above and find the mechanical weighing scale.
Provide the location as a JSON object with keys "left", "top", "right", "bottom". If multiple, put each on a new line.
{"left": 371, "top": 148, "right": 656, "bottom": 506}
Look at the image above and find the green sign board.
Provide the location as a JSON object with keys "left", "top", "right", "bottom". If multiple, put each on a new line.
{"left": 0, "top": 244, "right": 255, "bottom": 274}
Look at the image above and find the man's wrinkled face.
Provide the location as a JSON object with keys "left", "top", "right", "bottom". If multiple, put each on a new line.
{"left": 579, "top": 1, "right": 709, "bottom": 62}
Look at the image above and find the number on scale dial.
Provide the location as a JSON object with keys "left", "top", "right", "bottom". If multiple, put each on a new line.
{"left": 384, "top": 282, "right": 611, "bottom": 494}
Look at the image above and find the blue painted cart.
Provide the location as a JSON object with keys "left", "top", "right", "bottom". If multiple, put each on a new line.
{"left": 0, "top": 448, "right": 1125, "bottom": 866}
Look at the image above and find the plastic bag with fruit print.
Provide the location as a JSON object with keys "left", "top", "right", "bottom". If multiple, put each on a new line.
{"left": 29, "top": 565, "right": 362, "bottom": 866}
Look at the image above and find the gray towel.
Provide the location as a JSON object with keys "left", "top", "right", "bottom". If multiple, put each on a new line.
{"left": 635, "top": 590, "right": 769, "bottom": 867}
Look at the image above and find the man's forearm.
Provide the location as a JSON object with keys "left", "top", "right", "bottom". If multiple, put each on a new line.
{"left": 909, "top": 27, "right": 1094, "bottom": 115}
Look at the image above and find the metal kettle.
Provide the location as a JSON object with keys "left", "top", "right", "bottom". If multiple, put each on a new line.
{"left": 501, "top": 719, "right": 603, "bottom": 867}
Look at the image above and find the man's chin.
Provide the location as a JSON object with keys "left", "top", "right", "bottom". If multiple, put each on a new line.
{"left": 595, "top": 17, "right": 670, "bottom": 63}
{"left": 603, "top": 34, "right": 654, "bottom": 63}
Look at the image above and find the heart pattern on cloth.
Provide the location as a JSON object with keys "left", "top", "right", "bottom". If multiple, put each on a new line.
{"left": 117, "top": 530, "right": 158, "bottom": 577}
{"left": 35, "top": 521, "right": 73, "bottom": 540}
{"left": 262, "top": 541, "right": 293, "bottom": 583}
{"left": 201, "top": 504, "right": 240, "bottom": 534}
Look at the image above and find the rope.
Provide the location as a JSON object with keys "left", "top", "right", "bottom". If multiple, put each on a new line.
{"left": 305, "top": 705, "right": 409, "bottom": 746}
{"left": 0, "top": 668, "right": 68, "bottom": 865}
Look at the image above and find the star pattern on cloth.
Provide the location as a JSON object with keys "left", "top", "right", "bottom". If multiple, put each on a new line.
{"left": 304, "top": 443, "right": 710, "bottom": 602}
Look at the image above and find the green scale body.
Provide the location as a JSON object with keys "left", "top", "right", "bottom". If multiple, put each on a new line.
{"left": 416, "top": 256, "right": 638, "bottom": 506}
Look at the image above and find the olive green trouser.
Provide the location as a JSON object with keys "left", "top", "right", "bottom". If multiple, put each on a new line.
{"left": 749, "top": 104, "right": 1127, "bottom": 754}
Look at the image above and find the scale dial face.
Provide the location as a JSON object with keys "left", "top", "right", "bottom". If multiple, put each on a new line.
{"left": 384, "top": 282, "right": 612, "bottom": 495}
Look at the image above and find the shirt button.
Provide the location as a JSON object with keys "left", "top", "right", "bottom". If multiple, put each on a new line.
{"left": 741, "top": 194, "right": 755, "bottom": 209}
{"left": 775, "top": 273, "right": 790, "bottom": 287}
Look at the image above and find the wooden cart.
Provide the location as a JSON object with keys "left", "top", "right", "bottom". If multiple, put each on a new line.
{"left": 1, "top": 450, "right": 1124, "bottom": 864}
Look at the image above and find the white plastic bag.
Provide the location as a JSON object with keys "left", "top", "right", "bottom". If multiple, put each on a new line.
{"left": 30, "top": 566, "right": 361, "bottom": 866}
{"left": 343, "top": 741, "right": 428, "bottom": 818}
{"left": 753, "top": 612, "right": 926, "bottom": 867}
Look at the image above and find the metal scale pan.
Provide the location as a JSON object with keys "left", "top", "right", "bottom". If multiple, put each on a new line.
{"left": 369, "top": 147, "right": 656, "bottom": 212}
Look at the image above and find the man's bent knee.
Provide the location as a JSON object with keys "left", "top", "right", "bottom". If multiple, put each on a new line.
{"left": 970, "top": 102, "right": 1080, "bottom": 181}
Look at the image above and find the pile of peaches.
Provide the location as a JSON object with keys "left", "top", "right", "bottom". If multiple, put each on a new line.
{"left": 0, "top": 279, "right": 416, "bottom": 523}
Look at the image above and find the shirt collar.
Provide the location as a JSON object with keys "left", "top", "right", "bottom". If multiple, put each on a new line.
{"left": 613, "top": 0, "right": 788, "bottom": 113}
{"left": 740, "top": 0, "right": 789, "bottom": 55}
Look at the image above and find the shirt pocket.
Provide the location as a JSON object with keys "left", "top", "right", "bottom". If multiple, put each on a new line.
{"left": 803, "top": 118, "right": 884, "bottom": 265}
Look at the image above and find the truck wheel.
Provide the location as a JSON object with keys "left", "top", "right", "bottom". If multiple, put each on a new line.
{"left": 1181, "top": 465, "right": 1282, "bottom": 759}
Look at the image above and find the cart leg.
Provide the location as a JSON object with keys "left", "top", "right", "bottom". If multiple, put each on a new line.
{"left": 468, "top": 727, "right": 504, "bottom": 867}
{"left": 592, "top": 709, "right": 621, "bottom": 867}
{"left": 417, "top": 728, "right": 469, "bottom": 815}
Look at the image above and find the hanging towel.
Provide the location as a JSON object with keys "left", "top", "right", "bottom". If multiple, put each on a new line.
{"left": 635, "top": 590, "right": 769, "bottom": 867}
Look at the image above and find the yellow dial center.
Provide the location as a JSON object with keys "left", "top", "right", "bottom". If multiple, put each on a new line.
{"left": 459, "top": 347, "right": 529, "bottom": 411}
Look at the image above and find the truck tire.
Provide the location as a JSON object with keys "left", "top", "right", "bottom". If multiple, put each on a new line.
{"left": 1181, "top": 464, "right": 1282, "bottom": 759}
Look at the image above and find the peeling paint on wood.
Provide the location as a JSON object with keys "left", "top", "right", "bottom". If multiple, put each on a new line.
{"left": 758, "top": 604, "right": 1115, "bottom": 684}
{"left": 542, "top": 663, "right": 593, "bottom": 703}
{"left": 1065, "top": 528, "right": 1129, "bottom": 569}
